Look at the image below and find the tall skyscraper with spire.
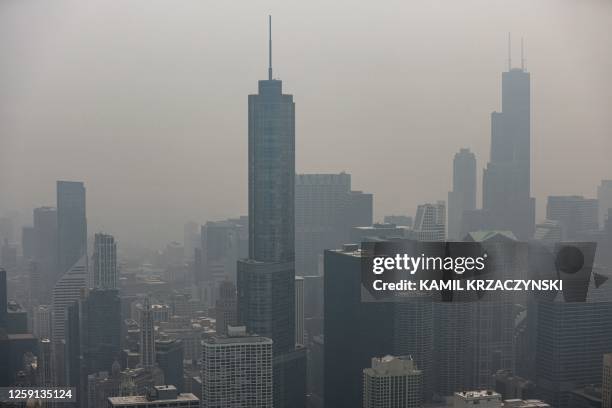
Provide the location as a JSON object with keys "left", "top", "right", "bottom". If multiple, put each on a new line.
{"left": 482, "top": 36, "right": 535, "bottom": 239}
{"left": 237, "top": 16, "right": 306, "bottom": 408}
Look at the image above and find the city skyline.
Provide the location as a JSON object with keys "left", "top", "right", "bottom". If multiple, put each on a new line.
{"left": 1, "top": 0, "right": 611, "bottom": 247}
{"left": 1, "top": 3, "right": 612, "bottom": 407}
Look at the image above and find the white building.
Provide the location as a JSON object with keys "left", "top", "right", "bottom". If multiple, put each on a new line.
{"left": 453, "top": 390, "right": 501, "bottom": 407}
{"left": 414, "top": 201, "right": 446, "bottom": 242}
{"left": 108, "top": 385, "right": 199, "bottom": 407}
{"left": 201, "top": 326, "right": 273, "bottom": 408}
{"left": 33, "top": 304, "right": 52, "bottom": 340}
{"left": 363, "top": 355, "right": 423, "bottom": 408}
{"left": 52, "top": 255, "right": 87, "bottom": 343}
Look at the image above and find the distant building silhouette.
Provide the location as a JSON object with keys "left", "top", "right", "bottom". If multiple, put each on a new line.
{"left": 57, "top": 181, "right": 87, "bottom": 276}
{"left": 448, "top": 148, "right": 477, "bottom": 240}
{"left": 32, "top": 206, "right": 58, "bottom": 302}
{"left": 546, "top": 195, "right": 598, "bottom": 240}
{"left": 295, "top": 173, "right": 373, "bottom": 276}
{"left": 598, "top": 181, "right": 612, "bottom": 229}
{"left": 93, "top": 233, "right": 118, "bottom": 289}
{"left": 481, "top": 58, "right": 535, "bottom": 240}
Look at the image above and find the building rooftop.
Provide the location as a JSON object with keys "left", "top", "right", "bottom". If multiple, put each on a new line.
{"left": 455, "top": 390, "right": 501, "bottom": 400}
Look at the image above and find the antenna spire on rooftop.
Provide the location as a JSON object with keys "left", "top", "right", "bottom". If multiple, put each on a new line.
{"left": 507, "top": 32, "right": 512, "bottom": 71}
{"left": 268, "top": 15, "right": 272, "bottom": 80}
{"left": 521, "top": 37, "right": 525, "bottom": 70}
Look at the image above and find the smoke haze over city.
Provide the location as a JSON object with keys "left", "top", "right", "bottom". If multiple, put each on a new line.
{"left": 1, "top": 0, "right": 611, "bottom": 247}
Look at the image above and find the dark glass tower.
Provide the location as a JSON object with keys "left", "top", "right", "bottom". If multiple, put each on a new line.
{"left": 237, "top": 16, "right": 305, "bottom": 408}
{"left": 247, "top": 44, "right": 295, "bottom": 263}
{"left": 482, "top": 41, "right": 535, "bottom": 239}
{"left": 57, "top": 181, "right": 87, "bottom": 275}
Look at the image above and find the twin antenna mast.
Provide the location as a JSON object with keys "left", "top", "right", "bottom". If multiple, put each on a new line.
{"left": 508, "top": 32, "right": 526, "bottom": 71}
{"left": 268, "top": 15, "right": 273, "bottom": 80}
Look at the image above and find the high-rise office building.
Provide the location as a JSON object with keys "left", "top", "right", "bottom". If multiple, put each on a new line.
{"left": 0, "top": 269, "right": 6, "bottom": 329}
{"left": 482, "top": 47, "right": 535, "bottom": 240}
{"left": 82, "top": 289, "right": 121, "bottom": 375}
{"left": 39, "top": 338, "right": 54, "bottom": 386}
{"left": 534, "top": 277, "right": 612, "bottom": 408}
{"left": 52, "top": 254, "right": 87, "bottom": 343}
{"left": 324, "top": 246, "right": 395, "bottom": 408}
{"left": 413, "top": 201, "right": 446, "bottom": 241}
{"left": 156, "top": 338, "right": 184, "bottom": 392}
{"left": 199, "top": 217, "right": 248, "bottom": 283}
{"left": 183, "top": 221, "right": 200, "bottom": 261}
{"left": 448, "top": 148, "right": 477, "bottom": 240}
{"left": 57, "top": 181, "right": 87, "bottom": 276}
{"left": 215, "top": 280, "right": 237, "bottom": 336}
{"left": 237, "top": 16, "right": 306, "bottom": 408}
{"left": 604, "top": 354, "right": 612, "bottom": 408}
{"left": 32, "top": 206, "right": 58, "bottom": 301}
{"left": 201, "top": 326, "right": 273, "bottom": 408}
{"left": 546, "top": 195, "right": 599, "bottom": 240}
{"left": 598, "top": 181, "right": 612, "bottom": 229}
{"left": 64, "top": 298, "right": 82, "bottom": 394}
{"left": 295, "top": 276, "right": 304, "bottom": 346}
{"left": 21, "top": 226, "right": 35, "bottom": 260}
{"left": 363, "top": 355, "right": 423, "bottom": 408}
{"left": 93, "top": 233, "right": 118, "bottom": 289}
{"left": 33, "top": 305, "right": 52, "bottom": 340}
{"left": 465, "top": 231, "right": 525, "bottom": 389}
{"left": 295, "top": 173, "right": 373, "bottom": 276}
{"left": 140, "top": 297, "right": 156, "bottom": 369}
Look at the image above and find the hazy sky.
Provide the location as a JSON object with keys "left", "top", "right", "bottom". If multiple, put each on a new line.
{"left": 1, "top": 0, "right": 611, "bottom": 248}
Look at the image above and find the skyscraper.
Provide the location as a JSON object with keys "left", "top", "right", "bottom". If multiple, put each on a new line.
{"left": 295, "top": 173, "right": 373, "bottom": 276}
{"left": 598, "top": 181, "right": 612, "bottom": 229}
{"left": 448, "top": 148, "right": 477, "bottom": 240}
{"left": 295, "top": 276, "right": 304, "bottom": 346}
{"left": 140, "top": 297, "right": 156, "bottom": 369}
{"left": 236, "top": 16, "right": 306, "bottom": 408}
{"left": 413, "top": 201, "right": 446, "bottom": 241}
{"left": 93, "top": 233, "right": 118, "bottom": 289}
{"left": 33, "top": 304, "right": 52, "bottom": 340}
{"left": 82, "top": 289, "right": 122, "bottom": 375}
{"left": 33, "top": 206, "right": 58, "bottom": 301}
{"left": 535, "top": 277, "right": 612, "bottom": 408}
{"left": 57, "top": 181, "right": 87, "bottom": 275}
{"left": 482, "top": 40, "right": 535, "bottom": 240}
{"left": 546, "top": 195, "right": 599, "bottom": 240}
{"left": 156, "top": 338, "right": 184, "bottom": 392}
{"left": 604, "top": 353, "right": 612, "bottom": 408}
{"left": 363, "top": 355, "right": 423, "bottom": 408}
{"left": 0, "top": 269, "right": 6, "bottom": 329}
{"left": 215, "top": 280, "right": 237, "bottom": 336}
{"left": 324, "top": 246, "right": 395, "bottom": 408}
{"left": 52, "top": 255, "right": 87, "bottom": 343}
{"left": 201, "top": 326, "right": 273, "bottom": 408}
